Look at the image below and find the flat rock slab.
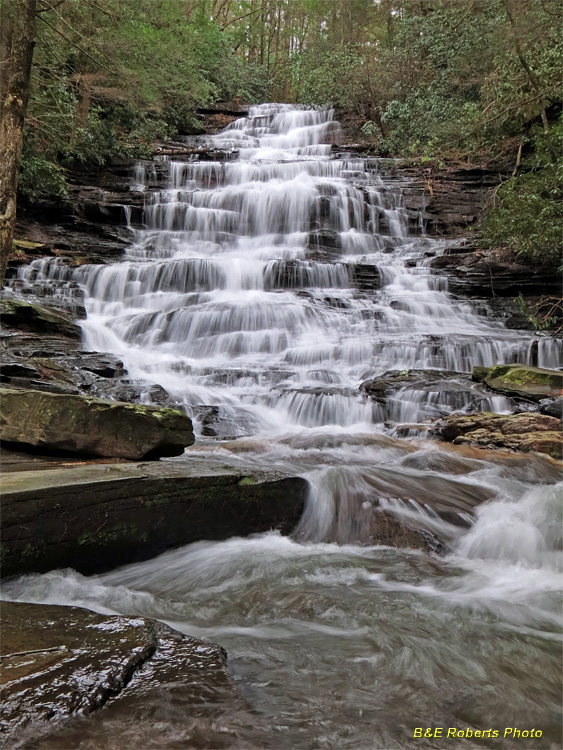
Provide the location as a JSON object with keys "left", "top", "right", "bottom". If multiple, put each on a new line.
{"left": 0, "top": 388, "right": 195, "bottom": 460}
{"left": 0, "top": 601, "right": 256, "bottom": 749}
{"left": 1, "top": 462, "right": 308, "bottom": 577}
{"left": 472, "top": 364, "right": 563, "bottom": 402}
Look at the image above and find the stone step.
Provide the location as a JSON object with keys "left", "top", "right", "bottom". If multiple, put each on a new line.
{"left": 0, "top": 461, "right": 308, "bottom": 577}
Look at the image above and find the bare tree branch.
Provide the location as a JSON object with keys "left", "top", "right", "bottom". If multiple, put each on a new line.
{"left": 37, "top": 15, "right": 117, "bottom": 75}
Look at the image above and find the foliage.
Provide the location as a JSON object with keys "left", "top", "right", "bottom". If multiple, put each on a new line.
{"left": 11, "top": 0, "right": 563, "bottom": 278}
{"left": 19, "top": 151, "right": 68, "bottom": 200}
{"left": 483, "top": 119, "right": 563, "bottom": 267}
{"left": 483, "top": 158, "right": 563, "bottom": 267}
{"left": 19, "top": 0, "right": 263, "bottom": 198}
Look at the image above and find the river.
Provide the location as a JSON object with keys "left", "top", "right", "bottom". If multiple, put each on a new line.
{"left": 3, "top": 104, "right": 562, "bottom": 749}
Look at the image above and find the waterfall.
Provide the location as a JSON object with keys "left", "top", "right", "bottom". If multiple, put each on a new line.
{"left": 5, "top": 106, "right": 562, "bottom": 750}
{"left": 13, "top": 104, "right": 562, "bottom": 434}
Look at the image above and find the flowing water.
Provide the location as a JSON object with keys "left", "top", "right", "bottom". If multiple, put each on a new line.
{"left": 4, "top": 105, "right": 562, "bottom": 749}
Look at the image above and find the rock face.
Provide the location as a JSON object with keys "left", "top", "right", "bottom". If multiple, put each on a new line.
{"left": 0, "top": 388, "right": 195, "bottom": 459}
{"left": 0, "top": 601, "right": 241, "bottom": 747}
{"left": 434, "top": 412, "right": 562, "bottom": 458}
{"left": 430, "top": 248, "right": 562, "bottom": 297}
{"left": 0, "top": 461, "right": 309, "bottom": 576}
{"left": 473, "top": 364, "right": 563, "bottom": 402}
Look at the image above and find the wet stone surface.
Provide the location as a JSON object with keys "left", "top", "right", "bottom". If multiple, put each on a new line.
{"left": 0, "top": 601, "right": 258, "bottom": 750}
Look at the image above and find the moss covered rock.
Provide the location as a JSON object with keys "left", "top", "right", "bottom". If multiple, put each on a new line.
{"left": 434, "top": 412, "right": 562, "bottom": 459}
{"left": 0, "top": 299, "right": 80, "bottom": 338}
{"left": 472, "top": 364, "right": 563, "bottom": 401}
{"left": 0, "top": 387, "right": 194, "bottom": 459}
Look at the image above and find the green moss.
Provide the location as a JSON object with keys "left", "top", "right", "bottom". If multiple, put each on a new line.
{"left": 484, "top": 365, "right": 563, "bottom": 393}
{"left": 238, "top": 476, "right": 258, "bottom": 486}
{"left": 13, "top": 239, "right": 47, "bottom": 251}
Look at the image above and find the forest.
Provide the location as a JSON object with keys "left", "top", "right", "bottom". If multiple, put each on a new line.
{"left": 1, "top": 0, "right": 562, "bottom": 274}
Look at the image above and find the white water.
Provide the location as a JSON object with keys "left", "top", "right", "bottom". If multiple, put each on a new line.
{"left": 15, "top": 104, "right": 560, "bottom": 432}
{"left": 5, "top": 105, "right": 562, "bottom": 749}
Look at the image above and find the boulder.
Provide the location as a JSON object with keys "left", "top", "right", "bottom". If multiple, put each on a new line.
{"left": 0, "top": 461, "right": 308, "bottom": 576}
{"left": 540, "top": 396, "right": 563, "bottom": 419}
{"left": 472, "top": 364, "right": 563, "bottom": 402}
{"left": 0, "top": 388, "right": 195, "bottom": 459}
{"left": 369, "top": 510, "right": 447, "bottom": 554}
{"left": 0, "top": 601, "right": 245, "bottom": 747}
{"left": 0, "top": 299, "right": 80, "bottom": 339}
{"left": 434, "top": 412, "right": 562, "bottom": 459}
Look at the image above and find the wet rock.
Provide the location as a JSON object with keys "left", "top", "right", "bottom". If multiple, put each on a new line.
{"left": 198, "top": 405, "right": 221, "bottom": 436}
{"left": 0, "top": 601, "right": 240, "bottom": 747}
{"left": 0, "top": 388, "right": 195, "bottom": 460}
{"left": 0, "top": 361, "right": 41, "bottom": 380}
{"left": 0, "top": 601, "right": 157, "bottom": 735}
{"left": 193, "top": 405, "right": 261, "bottom": 439}
{"left": 0, "top": 462, "right": 308, "bottom": 576}
{"left": 370, "top": 162, "right": 503, "bottom": 236}
{"left": 9, "top": 159, "right": 158, "bottom": 273}
{"left": 472, "top": 364, "right": 563, "bottom": 402}
{"left": 351, "top": 264, "right": 381, "bottom": 292}
{"left": 479, "top": 297, "right": 537, "bottom": 330}
{"left": 369, "top": 510, "right": 447, "bottom": 555}
{"left": 540, "top": 397, "right": 563, "bottom": 419}
{"left": 434, "top": 412, "right": 562, "bottom": 459}
{"left": 80, "top": 355, "right": 126, "bottom": 379}
{"left": 10, "top": 379, "right": 82, "bottom": 396}
{"left": 307, "top": 229, "right": 342, "bottom": 259}
{"left": 0, "top": 299, "right": 80, "bottom": 339}
{"left": 360, "top": 368, "right": 511, "bottom": 421}
{"left": 361, "top": 369, "right": 458, "bottom": 400}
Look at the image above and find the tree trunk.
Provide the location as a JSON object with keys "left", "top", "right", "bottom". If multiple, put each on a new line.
{"left": 0, "top": 0, "right": 14, "bottom": 125}
{"left": 0, "top": 0, "right": 37, "bottom": 288}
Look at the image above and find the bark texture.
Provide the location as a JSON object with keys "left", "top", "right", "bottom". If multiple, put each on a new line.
{"left": 0, "top": 0, "right": 37, "bottom": 287}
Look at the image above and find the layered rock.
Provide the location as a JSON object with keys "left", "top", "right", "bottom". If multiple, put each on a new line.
{"left": 0, "top": 461, "right": 308, "bottom": 576}
{"left": 0, "top": 388, "right": 195, "bottom": 460}
{"left": 433, "top": 412, "right": 562, "bottom": 459}
{"left": 0, "top": 301, "right": 177, "bottom": 405}
{"left": 430, "top": 248, "right": 562, "bottom": 297}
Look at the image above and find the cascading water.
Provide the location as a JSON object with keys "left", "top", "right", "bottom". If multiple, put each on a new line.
{"left": 5, "top": 105, "right": 562, "bottom": 749}
{"left": 16, "top": 104, "right": 560, "bottom": 433}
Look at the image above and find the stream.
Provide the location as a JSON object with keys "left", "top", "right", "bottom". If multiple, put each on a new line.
{"left": 3, "top": 104, "right": 562, "bottom": 749}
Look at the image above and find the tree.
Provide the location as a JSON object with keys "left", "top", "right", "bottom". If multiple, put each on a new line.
{"left": 0, "top": 0, "right": 37, "bottom": 288}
